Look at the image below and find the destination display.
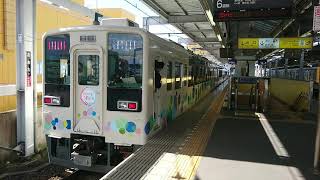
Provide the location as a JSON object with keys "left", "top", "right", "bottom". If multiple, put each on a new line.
{"left": 213, "top": 0, "right": 292, "bottom": 11}
{"left": 238, "top": 38, "right": 313, "bottom": 49}
{"left": 212, "top": 0, "right": 293, "bottom": 21}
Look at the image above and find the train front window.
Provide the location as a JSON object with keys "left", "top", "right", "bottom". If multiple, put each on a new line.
{"left": 107, "top": 33, "right": 143, "bottom": 89}
{"left": 45, "top": 34, "right": 70, "bottom": 85}
{"left": 78, "top": 55, "right": 99, "bottom": 85}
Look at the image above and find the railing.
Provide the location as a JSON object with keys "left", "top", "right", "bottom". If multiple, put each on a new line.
{"left": 268, "top": 67, "right": 318, "bottom": 82}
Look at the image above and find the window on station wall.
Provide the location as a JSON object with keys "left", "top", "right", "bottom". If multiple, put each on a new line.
{"left": 199, "top": 66, "right": 203, "bottom": 82}
{"left": 167, "top": 61, "right": 173, "bottom": 90}
{"left": 175, "top": 62, "right": 182, "bottom": 89}
{"left": 183, "top": 65, "right": 187, "bottom": 87}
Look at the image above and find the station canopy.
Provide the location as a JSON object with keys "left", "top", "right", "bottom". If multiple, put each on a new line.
{"left": 142, "top": 0, "right": 224, "bottom": 64}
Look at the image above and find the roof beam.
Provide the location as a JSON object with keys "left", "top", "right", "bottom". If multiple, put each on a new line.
{"left": 141, "top": 0, "right": 197, "bottom": 40}
{"left": 168, "top": 15, "right": 207, "bottom": 24}
{"left": 194, "top": 38, "right": 219, "bottom": 43}
{"left": 186, "top": 29, "right": 213, "bottom": 33}
{"left": 142, "top": 0, "right": 169, "bottom": 18}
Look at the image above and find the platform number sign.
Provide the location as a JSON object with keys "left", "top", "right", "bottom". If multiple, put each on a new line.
{"left": 217, "top": 0, "right": 222, "bottom": 8}
{"left": 26, "top": 51, "right": 32, "bottom": 87}
{"left": 216, "top": 0, "right": 230, "bottom": 9}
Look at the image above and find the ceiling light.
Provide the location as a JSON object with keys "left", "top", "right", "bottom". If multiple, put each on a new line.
{"left": 205, "top": 10, "right": 216, "bottom": 27}
{"left": 40, "top": 0, "right": 53, "bottom": 4}
{"left": 217, "top": 34, "right": 222, "bottom": 42}
{"left": 59, "top": 5, "right": 69, "bottom": 11}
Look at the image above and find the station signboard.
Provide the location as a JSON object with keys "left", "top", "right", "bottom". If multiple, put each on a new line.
{"left": 279, "top": 38, "right": 313, "bottom": 49}
{"left": 238, "top": 38, "right": 259, "bottom": 49}
{"left": 212, "top": 0, "right": 293, "bottom": 21}
{"left": 238, "top": 38, "right": 313, "bottom": 49}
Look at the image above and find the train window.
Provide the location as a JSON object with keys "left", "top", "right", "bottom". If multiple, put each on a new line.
{"left": 175, "top": 63, "right": 182, "bottom": 89}
{"left": 78, "top": 55, "right": 99, "bottom": 85}
{"left": 108, "top": 33, "right": 143, "bottom": 89}
{"left": 183, "top": 65, "right": 187, "bottom": 87}
{"left": 167, "top": 61, "right": 173, "bottom": 90}
{"left": 188, "top": 66, "right": 193, "bottom": 87}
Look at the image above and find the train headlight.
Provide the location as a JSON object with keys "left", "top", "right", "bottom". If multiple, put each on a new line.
{"left": 44, "top": 96, "right": 61, "bottom": 106}
{"left": 52, "top": 98, "right": 61, "bottom": 105}
{"left": 117, "top": 101, "right": 138, "bottom": 111}
{"left": 118, "top": 101, "right": 128, "bottom": 110}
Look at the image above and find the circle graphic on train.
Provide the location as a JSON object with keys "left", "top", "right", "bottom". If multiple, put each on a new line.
{"left": 80, "top": 87, "right": 96, "bottom": 106}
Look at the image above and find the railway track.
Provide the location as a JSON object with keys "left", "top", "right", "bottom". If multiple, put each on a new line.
{"left": 0, "top": 163, "right": 104, "bottom": 180}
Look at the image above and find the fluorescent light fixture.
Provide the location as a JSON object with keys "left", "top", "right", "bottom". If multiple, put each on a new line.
{"left": 59, "top": 5, "right": 70, "bottom": 11}
{"left": 40, "top": 0, "right": 53, "bottom": 4}
{"left": 205, "top": 10, "right": 216, "bottom": 26}
{"left": 217, "top": 34, "right": 222, "bottom": 42}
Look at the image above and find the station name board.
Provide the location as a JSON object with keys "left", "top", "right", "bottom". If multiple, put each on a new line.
{"left": 238, "top": 38, "right": 313, "bottom": 49}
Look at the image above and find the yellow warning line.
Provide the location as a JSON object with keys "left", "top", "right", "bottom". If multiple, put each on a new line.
{"left": 141, "top": 87, "right": 228, "bottom": 180}
{"left": 171, "top": 88, "right": 228, "bottom": 180}
{"left": 187, "top": 89, "right": 228, "bottom": 180}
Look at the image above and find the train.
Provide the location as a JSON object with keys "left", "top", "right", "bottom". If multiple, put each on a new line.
{"left": 42, "top": 18, "right": 228, "bottom": 172}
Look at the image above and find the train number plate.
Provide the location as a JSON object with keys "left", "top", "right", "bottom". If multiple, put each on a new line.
{"left": 72, "top": 153, "right": 92, "bottom": 167}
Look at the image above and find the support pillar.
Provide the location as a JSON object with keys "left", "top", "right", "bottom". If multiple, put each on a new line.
{"left": 315, "top": 83, "right": 320, "bottom": 172}
{"left": 299, "top": 50, "right": 305, "bottom": 81}
{"left": 268, "top": 62, "right": 271, "bottom": 77}
{"left": 275, "top": 60, "right": 279, "bottom": 78}
{"left": 16, "top": 0, "right": 36, "bottom": 156}
{"left": 284, "top": 58, "right": 289, "bottom": 79}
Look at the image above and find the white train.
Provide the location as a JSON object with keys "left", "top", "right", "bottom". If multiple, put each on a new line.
{"left": 43, "top": 19, "right": 227, "bottom": 171}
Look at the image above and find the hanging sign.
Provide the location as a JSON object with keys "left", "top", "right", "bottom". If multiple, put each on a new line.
{"left": 279, "top": 38, "right": 313, "bottom": 49}
{"left": 259, "top": 38, "right": 280, "bottom": 49}
{"left": 238, "top": 38, "right": 259, "bottom": 49}
{"left": 238, "top": 38, "right": 312, "bottom": 49}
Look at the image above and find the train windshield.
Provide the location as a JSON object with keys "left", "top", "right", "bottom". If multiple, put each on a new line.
{"left": 107, "top": 33, "right": 143, "bottom": 89}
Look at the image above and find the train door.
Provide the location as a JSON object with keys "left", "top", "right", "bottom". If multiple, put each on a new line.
{"left": 154, "top": 59, "right": 165, "bottom": 127}
{"left": 74, "top": 50, "right": 103, "bottom": 135}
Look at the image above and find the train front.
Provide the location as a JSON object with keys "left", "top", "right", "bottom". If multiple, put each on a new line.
{"left": 42, "top": 26, "right": 153, "bottom": 171}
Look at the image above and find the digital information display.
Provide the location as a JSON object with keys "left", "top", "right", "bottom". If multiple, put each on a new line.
{"left": 212, "top": 0, "right": 293, "bottom": 21}
{"left": 238, "top": 38, "right": 313, "bottom": 49}
{"left": 213, "top": 0, "right": 292, "bottom": 11}
{"left": 45, "top": 34, "right": 70, "bottom": 57}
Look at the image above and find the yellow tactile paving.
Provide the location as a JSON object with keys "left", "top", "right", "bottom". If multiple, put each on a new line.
{"left": 141, "top": 88, "right": 228, "bottom": 180}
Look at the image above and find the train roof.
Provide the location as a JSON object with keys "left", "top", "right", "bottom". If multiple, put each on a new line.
{"left": 44, "top": 24, "right": 190, "bottom": 57}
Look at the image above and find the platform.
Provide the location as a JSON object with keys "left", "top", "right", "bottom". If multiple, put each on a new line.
{"left": 100, "top": 81, "right": 320, "bottom": 180}
{"left": 100, "top": 81, "right": 229, "bottom": 180}
{"left": 195, "top": 111, "right": 318, "bottom": 180}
